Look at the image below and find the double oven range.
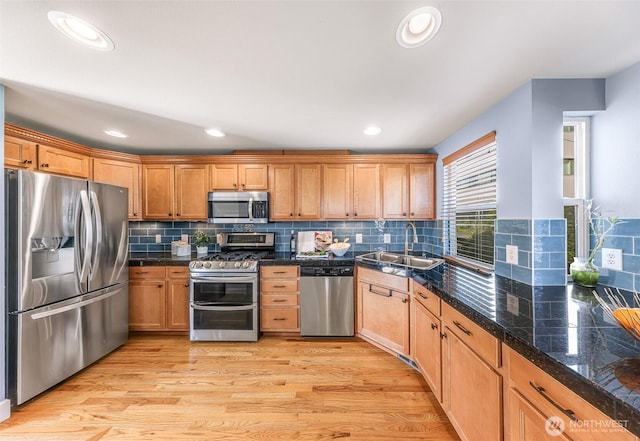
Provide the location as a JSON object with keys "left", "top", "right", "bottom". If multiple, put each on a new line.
{"left": 188, "top": 232, "right": 274, "bottom": 341}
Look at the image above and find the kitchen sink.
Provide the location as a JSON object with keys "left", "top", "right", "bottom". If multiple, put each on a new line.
{"left": 357, "top": 252, "right": 444, "bottom": 271}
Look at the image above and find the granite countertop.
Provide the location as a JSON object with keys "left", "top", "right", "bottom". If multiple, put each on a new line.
{"left": 129, "top": 251, "right": 640, "bottom": 435}
{"left": 359, "top": 258, "right": 640, "bottom": 437}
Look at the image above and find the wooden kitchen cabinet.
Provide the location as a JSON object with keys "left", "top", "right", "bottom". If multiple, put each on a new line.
{"left": 166, "top": 266, "right": 190, "bottom": 331}
{"left": 129, "top": 266, "right": 167, "bottom": 331}
{"left": 129, "top": 266, "right": 190, "bottom": 332}
{"left": 268, "top": 164, "right": 321, "bottom": 220}
{"left": 441, "top": 302, "right": 503, "bottom": 441}
{"left": 356, "top": 267, "right": 410, "bottom": 357}
{"left": 4, "top": 135, "right": 36, "bottom": 170}
{"left": 506, "top": 347, "right": 636, "bottom": 441}
{"left": 323, "top": 163, "right": 379, "bottom": 220}
{"left": 381, "top": 162, "right": 435, "bottom": 220}
{"left": 412, "top": 281, "right": 442, "bottom": 402}
{"left": 142, "top": 164, "right": 208, "bottom": 220}
{"left": 260, "top": 265, "right": 300, "bottom": 332}
{"left": 210, "top": 163, "right": 268, "bottom": 191}
{"left": 37, "top": 143, "right": 91, "bottom": 178}
{"left": 92, "top": 157, "right": 141, "bottom": 220}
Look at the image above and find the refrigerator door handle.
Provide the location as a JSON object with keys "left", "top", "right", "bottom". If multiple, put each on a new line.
{"left": 90, "top": 190, "right": 103, "bottom": 274}
{"left": 30, "top": 289, "right": 120, "bottom": 320}
{"left": 78, "top": 190, "right": 93, "bottom": 286}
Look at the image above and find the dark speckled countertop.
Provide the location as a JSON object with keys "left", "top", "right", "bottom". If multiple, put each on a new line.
{"left": 129, "top": 251, "right": 640, "bottom": 436}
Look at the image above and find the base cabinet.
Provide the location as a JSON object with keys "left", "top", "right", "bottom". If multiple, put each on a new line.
{"left": 260, "top": 266, "right": 300, "bottom": 333}
{"left": 356, "top": 268, "right": 410, "bottom": 357}
{"left": 129, "top": 266, "right": 190, "bottom": 331}
{"left": 413, "top": 296, "right": 442, "bottom": 401}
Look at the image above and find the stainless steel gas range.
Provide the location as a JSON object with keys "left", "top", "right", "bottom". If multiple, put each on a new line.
{"left": 188, "top": 232, "right": 274, "bottom": 341}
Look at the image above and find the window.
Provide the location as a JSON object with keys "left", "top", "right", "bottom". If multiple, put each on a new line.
{"left": 443, "top": 132, "right": 497, "bottom": 268}
{"left": 563, "top": 118, "right": 590, "bottom": 272}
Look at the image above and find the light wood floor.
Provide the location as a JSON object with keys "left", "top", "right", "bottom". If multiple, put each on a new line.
{"left": 0, "top": 334, "right": 460, "bottom": 440}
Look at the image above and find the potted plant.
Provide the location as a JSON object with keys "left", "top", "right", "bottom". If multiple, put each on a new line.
{"left": 570, "top": 200, "right": 623, "bottom": 287}
{"left": 192, "top": 231, "right": 211, "bottom": 255}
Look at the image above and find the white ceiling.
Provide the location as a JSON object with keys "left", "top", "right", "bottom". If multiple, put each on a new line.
{"left": 2, "top": 1, "right": 640, "bottom": 155}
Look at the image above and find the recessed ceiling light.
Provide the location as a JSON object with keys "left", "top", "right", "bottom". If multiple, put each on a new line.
{"left": 48, "top": 11, "right": 114, "bottom": 51}
{"left": 104, "top": 130, "right": 128, "bottom": 138}
{"left": 363, "top": 126, "right": 382, "bottom": 136}
{"left": 205, "top": 128, "right": 226, "bottom": 138}
{"left": 396, "top": 7, "right": 442, "bottom": 49}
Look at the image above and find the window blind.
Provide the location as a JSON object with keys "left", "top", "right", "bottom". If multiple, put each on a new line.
{"left": 443, "top": 132, "right": 497, "bottom": 266}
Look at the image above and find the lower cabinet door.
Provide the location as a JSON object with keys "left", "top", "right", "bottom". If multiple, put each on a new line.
{"left": 414, "top": 300, "right": 442, "bottom": 402}
{"left": 442, "top": 328, "right": 502, "bottom": 441}
{"left": 508, "top": 389, "right": 572, "bottom": 441}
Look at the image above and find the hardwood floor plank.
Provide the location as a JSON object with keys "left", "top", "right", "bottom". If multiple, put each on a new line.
{"left": 0, "top": 334, "right": 460, "bottom": 440}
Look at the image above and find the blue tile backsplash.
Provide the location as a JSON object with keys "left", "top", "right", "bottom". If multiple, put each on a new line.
{"left": 129, "top": 215, "right": 640, "bottom": 292}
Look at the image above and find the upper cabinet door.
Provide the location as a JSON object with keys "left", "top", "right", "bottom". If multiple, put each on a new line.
{"left": 92, "top": 158, "right": 141, "bottom": 220}
{"left": 353, "top": 163, "right": 379, "bottom": 219}
{"left": 4, "top": 135, "right": 36, "bottom": 170}
{"left": 175, "top": 164, "right": 209, "bottom": 220}
{"left": 268, "top": 164, "right": 295, "bottom": 220}
{"left": 142, "top": 165, "right": 175, "bottom": 220}
{"left": 323, "top": 164, "right": 353, "bottom": 220}
{"left": 381, "top": 164, "right": 408, "bottom": 219}
{"left": 239, "top": 164, "right": 268, "bottom": 190}
{"left": 38, "top": 144, "right": 90, "bottom": 178}
{"left": 210, "top": 164, "right": 239, "bottom": 190}
{"left": 409, "top": 163, "right": 435, "bottom": 219}
{"left": 295, "top": 164, "right": 322, "bottom": 220}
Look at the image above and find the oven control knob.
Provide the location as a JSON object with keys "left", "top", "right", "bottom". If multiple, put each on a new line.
{"left": 234, "top": 261, "right": 242, "bottom": 268}
{"left": 204, "top": 262, "right": 212, "bottom": 268}
{"left": 242, "top": 261, "right": 250, "bottom": 268}
{"left": 218, "top": 262, "right": 226, "bottom": 268}
{"left": 194, "top": 262, "right": 203, "bottom": 268}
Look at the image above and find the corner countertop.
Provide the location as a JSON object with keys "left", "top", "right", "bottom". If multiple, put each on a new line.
{"left": 357, "top": 257, "right": 640, "bottom": 437}
{"left": 128, "top": 251, "right": 356, "bottom": 267}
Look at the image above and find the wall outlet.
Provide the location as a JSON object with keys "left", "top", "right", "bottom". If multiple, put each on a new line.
{"left": 383, "top": 233, "right": 391, "bottom": 244}
{"left": 506, "top": 245, "right": 518, "bottom": 265}
{"left": 356, "top": 233, "right": 363, "bottom": 244}
{"left": 506, "top": 293, "right": 519, "bottom": 316}
{"left": 602, "top": 248, "right": 623, "bottom": 271}
{"left": 181, "top": 234, "right": 189, "bottom": 242}
{"left": 155, "top": 234, "right": 162, "bottom": 243}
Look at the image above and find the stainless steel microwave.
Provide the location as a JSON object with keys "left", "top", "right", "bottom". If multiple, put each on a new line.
{"left": 207, "top": 191, "right": 269, "bottom": 223}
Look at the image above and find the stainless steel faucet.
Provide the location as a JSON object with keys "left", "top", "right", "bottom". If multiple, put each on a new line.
{"left": 404, "top": 222, "right": 418, "bottom": 255}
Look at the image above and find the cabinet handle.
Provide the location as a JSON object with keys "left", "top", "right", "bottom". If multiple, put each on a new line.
{"left": 346, "top": 213, "right": 349, "bottom": 216}
{"left": 23, "top": 159, "right": 33, "bottom": 164}
{"left": 401, "top": 297, "right": 407, "bottom": 303}
{"left": 233, "top": 183, "right": 237, "bottom": 188}
{"left": 135, "top": 271, "right": 148, "bottom": 275}
{"left": 411, "top": 212, "right": 415, "bottom": 216}
{"left": 273, "top": 285, "right": 287, "bottom": 288}
{"left": 453, "top": 320, "right": 472, "bottom": 336}
{"left": 168, "top": 213, "right": 172, "bottom": 216}
{"left": 41, "top": 163, "right": 49, "bottom": 168}
{"left": 273, "top": 271, "right": 287, "bottom": 274}
{"left": 368, "top": 284, "right": 392, "bottom": 297}
{"left": 272, "top": 299, "right": 287, "bottom": 303}
{"left": 297, "top": 213, "right": 301, "bottom": 217}
{"left": 274, "top": 317, "right": 287, "bottom": 321}
{"left": 402, "top": 212, "right": 407, "bottom": 216}
{"left": 417, "top": 291, "right": 428, "bottom": 300}
{"left": 157, "top": 284, "right": 163, "bottom": 288}
{"left": 241, "top": 183, "right": 245, "bottom": 189}
{"left": 176, "top": 213, "right": 181, "bottom": 216}
{"left": 440, "top": 332, "right": 447, "bottom": 339}
{"left": 184, "top": 283, "right": 189, "bottom": 287}
{"left": 529, "top": 381, "right": 579, "bottom": 422}
{"left": 133, "top": 212, "right": 139, "bottom": 217}
{"left": 430, "top": 323, "right": 438, "bottom": 330}
{"left": 290, "top": 213, "right": 294, "bottom": 217}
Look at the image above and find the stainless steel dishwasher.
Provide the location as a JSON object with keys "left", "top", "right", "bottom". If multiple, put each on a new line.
{"left": 300, "top": 265, "right": 354, "bottom": 336}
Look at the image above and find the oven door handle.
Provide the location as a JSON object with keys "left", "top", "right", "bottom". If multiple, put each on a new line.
{"left": 190, "top": 276, "right": 257, "bottom": 284}
{"left": 191, "top": 303, "right": 255, "bottom": 312}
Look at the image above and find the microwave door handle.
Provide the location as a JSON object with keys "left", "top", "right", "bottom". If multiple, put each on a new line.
{"left": 248, "top": 197, "right": 253, "bottom": 221}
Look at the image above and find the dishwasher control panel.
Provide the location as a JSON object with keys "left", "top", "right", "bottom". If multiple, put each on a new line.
{"left": 300, "top": 266, "right": 354, "bottom": 277}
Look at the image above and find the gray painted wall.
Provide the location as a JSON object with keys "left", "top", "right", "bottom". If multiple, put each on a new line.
{"left": 433, "top": 78, "right": 605, "bottom": 219}
{"left": 592, "top": 61, "right": 640, "bottom": 218}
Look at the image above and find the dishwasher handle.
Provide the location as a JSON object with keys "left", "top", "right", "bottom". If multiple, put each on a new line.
{"left": 300, "top": 266, "right": 354, "bottom": 277}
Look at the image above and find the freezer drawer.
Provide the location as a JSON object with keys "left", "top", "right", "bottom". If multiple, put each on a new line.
{"left": 7, "top": 284, "right": 129, "bottom": 405}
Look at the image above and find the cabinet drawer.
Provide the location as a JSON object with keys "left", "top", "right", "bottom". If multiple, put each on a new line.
{"left": 413, "top": 280, "right": 440, "bottom": 316}
{"left": 166, "top": 266, "right": 190, "bottom": 278}
{"left": 261, "top": 266, "right": 299, "bottom": 278}
{"left": 358, "top": 267, "right": 409, "bottom": 292}
{"left": 261, "top": 293, "right": 299, "bottom": 307}
{"left": 260, "top": 308, "right": 299, "bottom": 330}
{"left": 261, "top": 279, "right": 299, "bottom": 292}
{"left": 508, "top": 349, "right": 636, "bottom": 441}
{"left": 442, "top": 302, "right": 500, "bottom": 369}
{"left": 129, "top": 266, "right": 166, "bottom": 279}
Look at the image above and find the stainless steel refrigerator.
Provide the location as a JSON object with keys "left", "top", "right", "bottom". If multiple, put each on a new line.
{"left": 5, "top": 169, "right": 129, "bottom": 405}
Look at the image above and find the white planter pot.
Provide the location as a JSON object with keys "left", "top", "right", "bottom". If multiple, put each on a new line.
{"left": 196, "top": 246, "right": 208, "bottom": 255}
